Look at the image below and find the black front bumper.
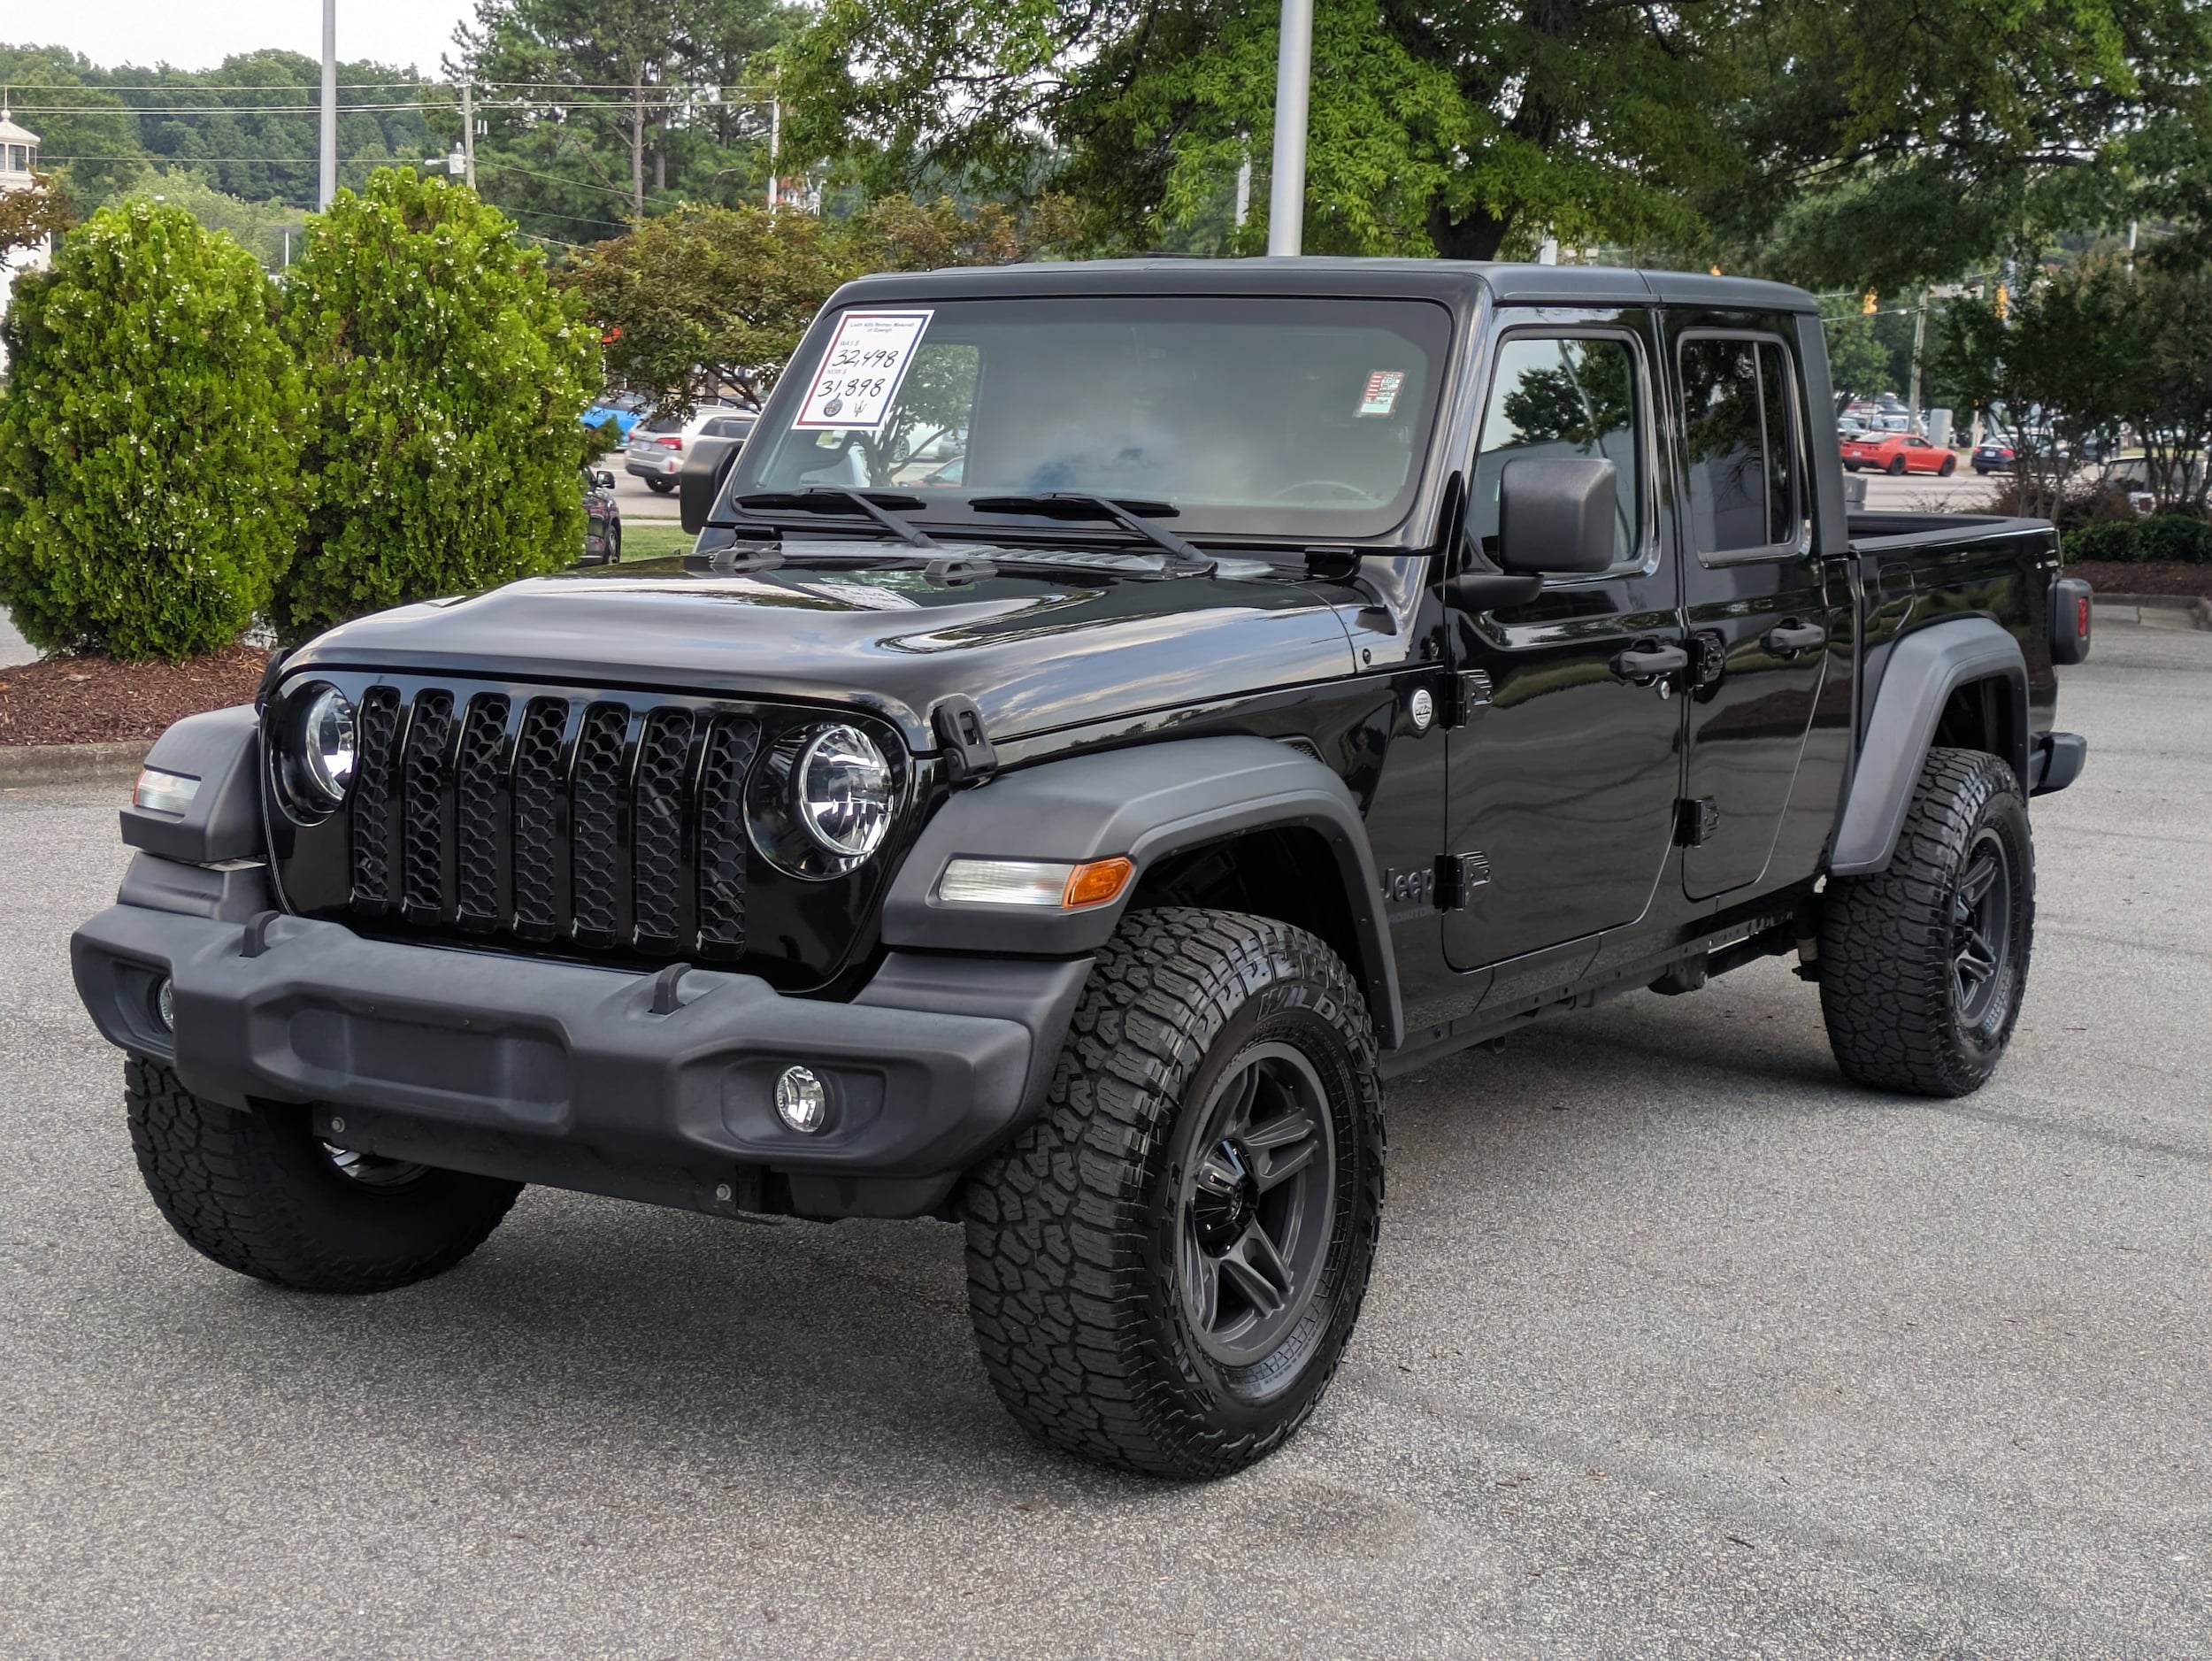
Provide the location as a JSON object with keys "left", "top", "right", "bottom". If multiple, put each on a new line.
{"left": 73, "top": 890, "right": 1090, "bottom": 1219}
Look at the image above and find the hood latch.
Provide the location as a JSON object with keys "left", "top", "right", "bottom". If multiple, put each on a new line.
{"left": 932, "top": 696, "right": 999, "bottom": 788}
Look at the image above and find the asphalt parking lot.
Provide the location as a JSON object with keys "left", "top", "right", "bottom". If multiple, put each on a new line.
{"left": 3, "top": 615, "right": 2207, "bottom": 1658}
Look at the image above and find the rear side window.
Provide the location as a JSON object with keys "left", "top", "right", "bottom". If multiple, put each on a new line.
{"left": 702, "top": 417, "right": 755, "bottom": 439}
{"left": 1471, "top": 334, "right": 1644, "bottom": 570}
{"left": 1678, "top": 335, "right": 1801, "bottom": 557}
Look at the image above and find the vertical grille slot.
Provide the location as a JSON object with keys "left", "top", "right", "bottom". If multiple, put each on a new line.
{"left": 695, "top": 716, "right": 758, "bottom": 957}
{"left": 349, "top": 687, "right": 402, "bottom": 909}
{"left": 453, "top": 694, "right": 511, "bottom": 923}
{"left": 511, "top": 697, "right": 570, "bottom": 933}
{"left": 400, "top": 690, "right": 456, "bottom": 915}
{"left": 632, "top": 709, "right": 695, "bottom": 947}
{"left": 569, "top": 702, "right": 631, "bottom": 939}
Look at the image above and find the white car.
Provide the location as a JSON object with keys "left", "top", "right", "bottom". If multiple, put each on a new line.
{"left": 624, "top": 406, "right": 756, "bottom": 493}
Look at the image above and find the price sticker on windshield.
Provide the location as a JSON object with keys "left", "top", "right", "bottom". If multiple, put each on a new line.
{"left": 793, "top": 309, "right": 934, "bottom": 433}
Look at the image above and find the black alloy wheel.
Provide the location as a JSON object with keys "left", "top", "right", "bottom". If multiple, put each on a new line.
{"left": 1949, "top": 829, "right": 2016, "bottom": 1036}
{"left": 1177, "top": 1042, "right": 1336, "bottom": 1370}
{"left": 1886, "top": 455, "right": 1909, "bottom": 475}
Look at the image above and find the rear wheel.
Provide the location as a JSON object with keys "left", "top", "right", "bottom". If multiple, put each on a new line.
{"left": 1886, "top": 455, "right": 1908, "bottom": 475}
{"left": 646, "top": 477, "right": 675, "bottom": 494}
{"left": 1844, "top": 461, "right": 1862, "bottom": 473}
{"left": 963, "top": 908, "right": 1384, "bottom": 1480}
{"left": 126, "top": 1058, "right": 522, "bottom": 1292}
{"left": 1818, "top": 749, "right": 2034, "bottom": 1096}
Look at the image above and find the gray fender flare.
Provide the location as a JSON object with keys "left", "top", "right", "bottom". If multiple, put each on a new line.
{"left": 120, "top": 704, "right": 264, "bottom": 865}
{"left": 881, "top": 735, "right": 1404, "bottom": 1050}
{"left": 1829, "top": 617, "right": 2029, "bottom": 877}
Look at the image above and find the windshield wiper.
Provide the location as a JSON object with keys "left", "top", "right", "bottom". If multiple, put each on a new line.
{"left": 968, "top": 493, "right": 1217, "bottom": 574}
{"left": 730, "top": 488, "right": 941, "bottom": 549}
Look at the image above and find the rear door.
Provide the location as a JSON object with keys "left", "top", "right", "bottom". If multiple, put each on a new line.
{"left": 1669, "top": 323, "right": 1844, "bottom": 900}
{"left": 1441, "top": 315, "right": 1685, "bottom": 977}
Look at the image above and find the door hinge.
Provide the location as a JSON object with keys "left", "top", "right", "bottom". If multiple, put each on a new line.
{"left": 1434, "top": 850, "right": 1491, "bottom": 911}
{"left": 1675, "top": 797, "right": 1719, "bottom": 848}
{"left": 931, "top": 696, "right": 998, "bottom": 788}
{"left": 1441, "top": 668, "right": 1493, "bottom": 729}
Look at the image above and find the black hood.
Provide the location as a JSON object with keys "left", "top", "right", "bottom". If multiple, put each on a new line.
{"left": 284, "top": 555, "right": 1363, "bottom": 750}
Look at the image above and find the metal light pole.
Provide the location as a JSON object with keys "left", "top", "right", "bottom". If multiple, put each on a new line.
{"left": 1266, "top": 0, "right": 1312, "bottom": 256}
{"left": 461, "top": 82, "right": 477, "bottom": 189}
{"left": 319, "top": 0, "right": 337, "bottom": 209}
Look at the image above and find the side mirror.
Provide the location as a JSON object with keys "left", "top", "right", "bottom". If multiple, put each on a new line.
{"left": 593, "top": 470, "right": 616, "bottom": 490}
{"left": 680, "top": 435, "right": 745, "bottom": 534}
{"left": 1496, "top": 457, "right": 1618, "bottom": 575}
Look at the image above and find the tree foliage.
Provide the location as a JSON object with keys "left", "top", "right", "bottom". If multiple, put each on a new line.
{"left": 0, "top": 172, "right": 73, "bottom": 262}
{"left": 278, "top": 169, "right": 600, "bottom": 635}
{"left": 0, "top": 201, "right": 303, "bottom": 660}
{"left": 562, "top": 193, "right": 1053, "bottom": 411}
{"left": 784, "top": 0, "right": 2212, "bottom": 286}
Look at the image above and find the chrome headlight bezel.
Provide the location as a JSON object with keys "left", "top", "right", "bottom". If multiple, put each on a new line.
{"left": 747, "top": 719, "right": 896, "bottom": 880}
{"left": 279, "top": 682, "right": 358, "bottom": 817}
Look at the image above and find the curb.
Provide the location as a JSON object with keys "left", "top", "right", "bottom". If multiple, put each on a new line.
{"left": 2094, "top": 592, "right": 2212, "bottom": 631}
{"left": 0, "top": 740, "right": 150, "bottom": 788}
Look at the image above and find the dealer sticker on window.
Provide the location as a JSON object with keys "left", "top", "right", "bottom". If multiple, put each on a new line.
{"left": 794, "top": 309, "right": 935, "bottom": 433}
{"left": 1356, "top": 370, "right": 1405, "bottom": 417}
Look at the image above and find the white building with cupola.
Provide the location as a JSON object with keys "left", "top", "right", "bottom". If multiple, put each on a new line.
{"left": 1, "top": 107, "right": 50, "bottom": 374}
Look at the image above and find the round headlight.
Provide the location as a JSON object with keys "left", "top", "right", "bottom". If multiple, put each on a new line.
{"left": 294, "top": 685, "right": 357, "bottom": 809}
{"left": 748, "top": 721, "right": 896, "bottom": 880}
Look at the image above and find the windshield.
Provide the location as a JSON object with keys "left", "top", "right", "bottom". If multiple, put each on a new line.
{"left": 733, "top": 296, "right": 1454, "bottom": 540}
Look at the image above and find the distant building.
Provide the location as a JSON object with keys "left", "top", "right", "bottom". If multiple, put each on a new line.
{"left": 1, "top": 108, "right": 50, "bottom": 374}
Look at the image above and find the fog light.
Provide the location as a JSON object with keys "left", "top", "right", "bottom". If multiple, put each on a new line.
{"left": 153, "top": 977, "right": 174, "bottom": 1032}
{"left": 774, "top": 1065, "right": 828, "bottom": 1134}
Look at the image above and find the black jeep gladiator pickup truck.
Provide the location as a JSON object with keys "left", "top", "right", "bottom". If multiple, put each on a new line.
{"left": 73, "top": 259, "right": 2092, "bottom": 1479}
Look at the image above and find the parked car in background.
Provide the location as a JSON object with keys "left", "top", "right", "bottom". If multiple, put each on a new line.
{"left": 1842, "top": 431, "right": 1957, "bottom": 475}
{"left": 582, "top": 466, "right": 621, "bottom": 563}
{"left": 1972, "top": 437, "right": 2017, "bottom": 475}
{"left": 625, "top": 407, "right": 757, "bottom": 493}
{"left": 581, "top": 394, "right": 650, "bottom": 448}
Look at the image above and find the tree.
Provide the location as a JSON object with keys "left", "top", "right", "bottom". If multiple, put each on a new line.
{"left": 278, "top": 169, "right": 600, "bottom": 635}
{"left": 446, "top": 0, "right": 803, "bottom": 245}
{"left": 0, "top": 173, "right": 73, "bottom": 263}
{"left": 561, "top": 193, "right": 1041, "bottom": 411}
{"left": 0, "top": 200, "right": 302, "bottom": 660}
{"left": 784, "top": 0, "right": 2212, "bottom": 285}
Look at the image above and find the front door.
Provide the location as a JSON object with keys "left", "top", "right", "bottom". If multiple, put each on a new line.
{"left": 1442, "top": 319, "right": 1686, "bottom": 977}
{"left": 1670, "top": 325, "right": 1843, "bottom": 900}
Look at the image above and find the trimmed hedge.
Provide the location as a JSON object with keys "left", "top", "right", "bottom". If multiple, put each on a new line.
{"left": 2064, "top": 514, "right": 2212, "bottom": 565}
{"left": 0, "top": 201, "right": 303, "bottom": 661}
{"left": 277, "top": 169, "right": 600, "bottom": 636}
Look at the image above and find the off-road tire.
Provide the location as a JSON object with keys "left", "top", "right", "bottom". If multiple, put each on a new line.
{"left": 125, "top": 1057, "right": 523, "bottom": 1293}
{"left": 1819, "top": 748, "right": 2034, "bottom": 1096}
{"left": 963, "top": 908, "right": 1385, "bottom": 1480}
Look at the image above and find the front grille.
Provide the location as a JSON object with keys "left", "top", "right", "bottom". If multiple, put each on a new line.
{"left": 342, "top": 684, "right": 764, "bottom": 960}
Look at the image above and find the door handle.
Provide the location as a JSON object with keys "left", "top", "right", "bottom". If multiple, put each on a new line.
{"left": 1764, "top": 619, "right": 1827, "bottom": 655}
{"left": 1612, "top": 641, "right": 1689, "bottom": 681}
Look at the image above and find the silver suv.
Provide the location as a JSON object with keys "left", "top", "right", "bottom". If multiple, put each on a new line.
{"left": 624, "top": 407, "right": 756, "bottom": 493}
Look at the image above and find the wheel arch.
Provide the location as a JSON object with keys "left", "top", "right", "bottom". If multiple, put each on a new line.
{"left": 879, "top": 736, "right": 1404, "bottom": 1050}
{"left": 1830, "top": 617, "right": 2030, "bottom": 877}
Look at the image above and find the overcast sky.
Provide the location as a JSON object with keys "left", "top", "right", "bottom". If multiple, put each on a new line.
{"left": 12, "top": 2, "right": 476, "bottom": 78}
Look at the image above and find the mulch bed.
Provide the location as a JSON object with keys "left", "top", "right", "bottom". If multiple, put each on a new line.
{"left": 2068, "top": 560, "right": 2212, "bottom": 600}
{"left": 0, "top": 644, "right": 269, "bottom": 747}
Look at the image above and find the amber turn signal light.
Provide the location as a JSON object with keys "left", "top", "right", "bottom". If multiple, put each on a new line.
{"left": 1062, "top": 857, "right": 1134, "bottom": 909}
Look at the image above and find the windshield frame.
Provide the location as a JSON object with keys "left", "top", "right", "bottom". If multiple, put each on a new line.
{"left": 722, "top": 292, "right": 1459, "bottom": 547}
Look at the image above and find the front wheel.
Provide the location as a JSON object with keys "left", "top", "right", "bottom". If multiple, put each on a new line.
{"left": 963, "top": 908, "right": 1384, "bottom": 1480}
{"left": 608, "top": 523, "right": 622, "bottom": 562}
{"left": 1939, "top": 456, "right": 1957, "bottom": 476}
{"left": 1819, "top": 749, "right": 2034, "bottom": 1096}
{"left": 126, "top": 1059, "right": 523, "bottom": 1292}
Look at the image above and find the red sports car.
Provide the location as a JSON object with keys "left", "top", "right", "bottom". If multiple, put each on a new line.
{"left": 1839, "top": 432, "right": 1958, "bottom": 475}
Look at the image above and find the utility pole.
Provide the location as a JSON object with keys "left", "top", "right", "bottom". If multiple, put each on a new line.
{"left": 765, "top": 96, "right": 780, "bottom": 209}
{"left": 1908, "top": 289, "right": 1928, "bottom": 434}
{"left": 461, "top": 82, "right": 476, "bottom": 189}
{"left": 1233, "top": 150, "right": 1250, "bottom": 230}
{"left": 1266, "top": 0, "right": 1312, "bottom": 256}
{"left": 630, "top": 75, "right": 645, "bottom": 219}
{"left": 319, "top": 0, "right": 337, "bottom": 209}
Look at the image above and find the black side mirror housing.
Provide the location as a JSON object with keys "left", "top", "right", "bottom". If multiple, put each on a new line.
{"left": 680, "top": 436, "right": 745, "bottom": 534}
{"left": 593, "top": 469, "right": 616, "bottom": 490}
{"left": 1496, "top": 457, "right": 1618, "bottom": 575}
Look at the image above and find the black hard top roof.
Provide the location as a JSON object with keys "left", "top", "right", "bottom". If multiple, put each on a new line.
{"left": 830, "top": 257, "right": 1816, "bottom": 315}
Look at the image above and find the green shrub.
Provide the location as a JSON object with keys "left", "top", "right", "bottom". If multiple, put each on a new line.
{"left": 2063, "top": 514, "right": 2212, "bottom": 565}
{"left": 278, "top": 169, "right": 600, "bottom": 636}
{"left": 0, "top": 200, "right": 302, "bottom": 660}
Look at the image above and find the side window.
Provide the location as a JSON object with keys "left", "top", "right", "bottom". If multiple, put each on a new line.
{"left": 1471, "top": 335, "right": 1642, "bottom": 569}
{"left": 1679, "top": 335, "right": 1801, "bottom": 557}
